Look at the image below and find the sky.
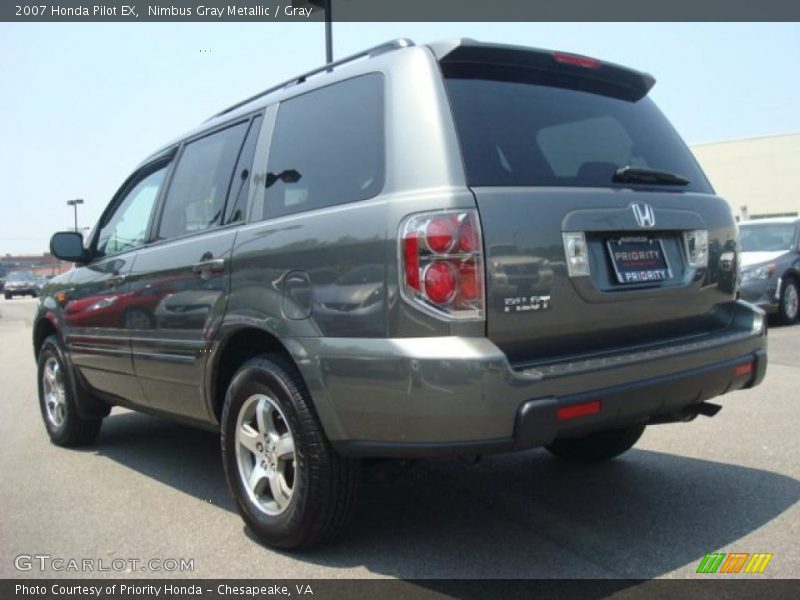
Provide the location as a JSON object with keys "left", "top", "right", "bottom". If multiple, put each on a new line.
{"left": 0, "top": 22, "right": 798, "bottom": 255}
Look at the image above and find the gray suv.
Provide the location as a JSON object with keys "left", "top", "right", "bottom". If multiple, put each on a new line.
{"left": 36, "top": 39, "right": 767, "bottom": 549}
{"left": 738, "top": 217, "right": 800, "bottom": 324}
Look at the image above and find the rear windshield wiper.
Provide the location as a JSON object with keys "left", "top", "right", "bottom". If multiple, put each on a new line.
{"left": 613, "top": 166, "right": 690, "bottom": 186}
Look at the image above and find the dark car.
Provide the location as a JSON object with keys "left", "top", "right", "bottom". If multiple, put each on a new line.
{"left": 34, "top": 38, "right": 767, "bottom": 549}
{"left": 738, "top": 217, "right": 800, "bottom": 324}
{"left": 4, "top": 270, "right": 39, "bottom": 299}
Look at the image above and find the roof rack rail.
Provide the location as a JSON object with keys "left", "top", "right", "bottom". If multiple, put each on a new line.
{"left": 208, "top": 38, "right": 415, "bottom": 120}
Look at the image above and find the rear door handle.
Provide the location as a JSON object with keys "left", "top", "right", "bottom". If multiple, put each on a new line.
{"left": 106, "top": 275, "right": 126, "bottom": 287}
{"left": 192, "top": 258, "right": 226, "bottom": 274}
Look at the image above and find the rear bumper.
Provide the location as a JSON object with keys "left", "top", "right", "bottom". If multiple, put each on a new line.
{"left": 512, "top": 349, "right": 766, "bottom": 452}
{"left": 295, "top": 301, "right": 767, "bottom": 458}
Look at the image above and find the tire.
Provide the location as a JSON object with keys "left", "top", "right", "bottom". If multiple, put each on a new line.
{"left": 221, "top": 354, "right": 360, "bottom": 550}
{"left": 4, "top": 293, "right": 11, "bottom": 300}
{"left": 546, "top": 424, "right": 645, "bottom": 463}
{"left": 777, "top": 278, "right": 799, "bottom": 325}
{"left": 37, "top": 335, "right": 103, "bottom": 447}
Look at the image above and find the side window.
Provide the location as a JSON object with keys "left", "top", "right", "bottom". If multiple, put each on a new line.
{"left": 225, "top": 115, "right": 263, "bottom": 224}
{"left": 95, "top": 166, "right": 167, "bottom": 257}
{"left": 158, "top": 121, "right": 248, "bottom": 240}
{"left": 264, "top": 73, "right": 384, "bottom": 219}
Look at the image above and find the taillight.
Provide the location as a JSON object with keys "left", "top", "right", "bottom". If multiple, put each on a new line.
{"left": 456, "top": 258, "right": 480, "bottom": 302}
{"left": 423, "top": 261, "right": 456, "bottom": 304}
{"left": 403, "top": 231, "right": 420, "bottom": 291}
{"left": 425, "top": 216, "right": 456, "bottom": 254}
{"left": 400, "top": 210, "right": 484, "bottom": 320}
{"left": 457, "top": 216, "right": 479, "bottom": 253}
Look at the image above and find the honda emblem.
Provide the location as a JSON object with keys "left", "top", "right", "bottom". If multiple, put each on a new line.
{"left": 631, "top": 202, "right": 656, "bottom": 228}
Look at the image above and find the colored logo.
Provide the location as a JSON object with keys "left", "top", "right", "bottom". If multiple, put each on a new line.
{"left": 696, "top": 552, "right": 773, "bottom": 574}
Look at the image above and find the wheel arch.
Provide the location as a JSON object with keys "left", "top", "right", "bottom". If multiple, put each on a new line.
{"left": 33, "top": 314, "right": 111, "bottom": 419}
{"left": 781, "top": 267, "right": 799, "bottom": 284}
{"left": 206, "top": 326, "right": 344, "bottom": 439}
{"left": 32, "top": 313, "right": 60, "bottom": 359}
{"left": 779, "top": 267, "right": 800, "bottom": 304}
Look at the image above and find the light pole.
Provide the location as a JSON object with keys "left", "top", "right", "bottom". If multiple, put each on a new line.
{"left": 66, "top": 199, "right": 84, "bottom": 233}
{"left": 324, "top": 0, "right": 332, "bottom": 64}
{"left": 303, "top": 1, "right": 333, "bottom": 63}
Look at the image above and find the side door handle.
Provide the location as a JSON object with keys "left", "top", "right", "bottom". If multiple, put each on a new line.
{"left": 192, "top": 258, "right": 226, "bottom": 274}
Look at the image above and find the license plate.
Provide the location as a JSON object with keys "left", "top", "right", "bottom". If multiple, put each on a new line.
{"left": 606, "top": 236, "right": 672, "bottom": 284}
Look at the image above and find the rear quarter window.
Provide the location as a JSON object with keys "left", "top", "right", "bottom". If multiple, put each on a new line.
{"left": 263, "top": 73, "right": 385, "bottom": 219}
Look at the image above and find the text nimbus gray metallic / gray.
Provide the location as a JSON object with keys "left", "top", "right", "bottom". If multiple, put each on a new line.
{"left": 147, "top": 4, "right": 314, "bottom": 18}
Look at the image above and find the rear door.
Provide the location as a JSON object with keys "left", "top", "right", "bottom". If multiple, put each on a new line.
{"left": 127, "top": 115, "right": 261, "bottom": 420}
{"left": 65, "top": 159, "right": 171, "bottom": 402}
{"left": 440, "top": 45, "right": 738, "bottom": 364}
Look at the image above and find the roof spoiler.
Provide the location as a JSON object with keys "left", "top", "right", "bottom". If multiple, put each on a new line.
{"left": 429, "top": 39, "right": 655, "bottom": 102}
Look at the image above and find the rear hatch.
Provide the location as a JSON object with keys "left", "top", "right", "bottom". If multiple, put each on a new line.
{"left": 436, "top": 41, "right": 739, "bottom": 364}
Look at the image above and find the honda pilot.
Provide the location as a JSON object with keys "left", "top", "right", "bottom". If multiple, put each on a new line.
{"left": 35, "top": 38, "right": 767, "bottom": 549}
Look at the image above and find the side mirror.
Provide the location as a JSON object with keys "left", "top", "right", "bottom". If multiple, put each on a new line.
{"left": 50, "top": 231, "right": 89, "bottom": 263}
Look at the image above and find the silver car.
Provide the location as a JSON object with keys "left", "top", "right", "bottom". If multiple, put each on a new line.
{"left": 739, "top": 217, "right": 800, "bottom": 324}
{"left": 4, "top": 270, "right": 38, "bottom": 299}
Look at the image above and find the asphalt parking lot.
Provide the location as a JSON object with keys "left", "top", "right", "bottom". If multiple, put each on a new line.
{"left": 1, "top": 295, "right": 798, "bottom": 579}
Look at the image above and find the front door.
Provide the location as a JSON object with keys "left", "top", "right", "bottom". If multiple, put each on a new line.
{"left": 65, "top": 162, "right": 171, "bottom": 403}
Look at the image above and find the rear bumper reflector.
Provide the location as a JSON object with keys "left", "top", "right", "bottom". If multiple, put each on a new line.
{"left": 734, "top": 362, "right": 754, "bottom": 377}
{"left": 557, "top": 400, "right": 602, "bottom": 421}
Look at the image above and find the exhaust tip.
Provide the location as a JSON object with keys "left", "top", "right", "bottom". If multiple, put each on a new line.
{"left": 694, "top": 402, "right": 722, "bottom": 417}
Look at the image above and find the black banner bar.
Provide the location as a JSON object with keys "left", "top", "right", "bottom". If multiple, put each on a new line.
{"left": 3, "top": 0, "right": 800, "bottom": 22}
{"left": 4, "top": 579, "right": 800, "bottom": 600}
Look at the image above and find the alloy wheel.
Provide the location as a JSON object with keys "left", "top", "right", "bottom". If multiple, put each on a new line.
{"left": 42, "top": 356, "right": 67, "bottom": 428}
{"left": 234, "top": 393, "right": 297, "bottom": 516}
{"left": 785, "top": 282, "right": 799, "bottom": 321}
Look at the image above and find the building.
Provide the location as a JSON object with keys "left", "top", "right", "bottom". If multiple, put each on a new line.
{"left": 0, "top": 253, "right": 70, "bottom": 278}
{"left": 691, "top": 133, "right": 800, "bottom": 221}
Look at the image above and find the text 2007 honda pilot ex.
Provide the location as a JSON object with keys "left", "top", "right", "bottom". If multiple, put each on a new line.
{"left": 36, "top": 39, "right": 767, "bottom": 549}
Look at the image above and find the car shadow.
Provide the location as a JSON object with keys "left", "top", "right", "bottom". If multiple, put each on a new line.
{"left": 92, "top": 410, "right": 800, "bottom": 579}
{"left": 768, "top": 314, "right": 797, "bottom": 328}
{"left": 90, "top": 410, "right": 235, "bottom": 511}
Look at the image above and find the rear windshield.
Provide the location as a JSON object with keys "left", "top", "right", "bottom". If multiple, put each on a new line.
{"left": 444, "top": 76, "right": 711, "bottom": 193}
